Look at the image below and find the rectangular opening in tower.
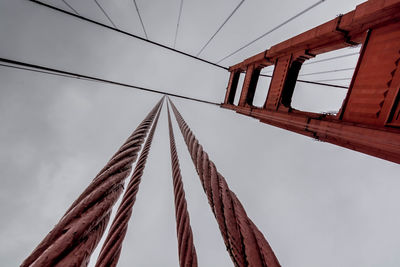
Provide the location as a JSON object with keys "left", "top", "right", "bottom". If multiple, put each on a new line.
{"left": 252, "top": 66, "right": 274, "bottom": 107}
{"left": 233, "top": 72, "right": 246, "bottom": 106}
{"left": 291, "top": 46, "right": 361, "bottom": 114}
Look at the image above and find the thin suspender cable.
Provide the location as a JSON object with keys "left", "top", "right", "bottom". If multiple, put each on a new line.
{"left": 61, "top": 0, "right": 79, "bottom": 15}
{"left": 95, "top": 101, "right": 162, "bottom": 267}
{"left": 217, "top": 0, "right": 325, "bottom": 64}
{"left": 0, "top": 63, "right": 81, "bottom": 79}
{"left": 93, "top": 0, "right": 118, "bottom": 28}
{"left": 295, "top": 79, "right": 348, "bottom": 89}
{"left": 132, "top": 0, "right": 148, "bottom": 39}
{"left": 303, "top": 52, "right": 360, "bottom": 65}
{"left": 28, "top": 0, "right": 227, "bottom": 70}
{"left": 0, "top": 58, "right": 220, "bottom": 106}
{"left": 21, "top": 99, "right": 163, "bottom": 267}
{"left": 263, "top": 52, "right": 360, "bottom": 74}
{"left": 167, "top": 103, "right": 198, "bottom": 267}
{"left": 314, "top": 77, "right": 352, "bottom": 82}
{"left": 259, "top": 73, "right": 349, "bottom": 89}
{"left": 174, "top": 0, "right": 184, "bottom": 48}
{"left": 299, "top": 67, "right": 355, "bottom": 77}
{"left": 196, "top": 0, "right": 245, "bottom": 56}
{"left": 169, "top": 98, "right": 281, "bottom": 267}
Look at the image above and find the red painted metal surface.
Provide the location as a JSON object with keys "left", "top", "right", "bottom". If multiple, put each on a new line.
{"left": 169, "top": 98, "right": 281, "bottom": 267}
{"left": 167, "top": 103, "right": 198, "bottom": 267}
{"left": 95, "top": 102, "right": 162, "bottom": 267}
{"left": 21, "top": 99, "right": 163, "bottom": 267}
{"left": 222, "top": 0, "right": 400, "bottom": 164}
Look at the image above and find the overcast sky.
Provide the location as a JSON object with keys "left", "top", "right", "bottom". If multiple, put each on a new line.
{"left": 1, "top": 0, "right": 400, "bottom": 266}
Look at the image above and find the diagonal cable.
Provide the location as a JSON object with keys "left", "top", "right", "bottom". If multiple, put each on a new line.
{"left": 197, "top": 0, "right": 245, "bottom": 56}
{"left": 174, "top": 0, "right": 184, "bottom": 48}
{"left": 94, "top": 0, "right": 118, "bottom": 28}
{"left": 132, "top": 0, "right": 148, "bottom": 39}
{"left": 217, "top": 0, "right": 325, "bottom": 63}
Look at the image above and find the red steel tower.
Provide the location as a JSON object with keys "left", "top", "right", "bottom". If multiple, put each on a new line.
{"left": 222, "top": 0, "right": 400, "bottom": 164}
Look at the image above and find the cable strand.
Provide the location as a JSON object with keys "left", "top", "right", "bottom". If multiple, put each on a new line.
{"left": 21, "top": 99, "right": 163, "bottom": 267}
{"left": 95, "top": 100, "right": 163, "bottom": 267}
{"left": 167, "top": 102, "right": 198, "bottom": 267}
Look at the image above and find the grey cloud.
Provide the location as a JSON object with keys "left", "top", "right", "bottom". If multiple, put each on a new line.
{"left": 1, "top": 0, "right": 399, "bottom": 266}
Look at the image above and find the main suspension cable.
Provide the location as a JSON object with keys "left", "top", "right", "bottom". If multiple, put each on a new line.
{"left": 0, "top": 58, "right": 220, "bottom": 106}
{"left": 28, "top": 0, "right": 228, "bottom": 70}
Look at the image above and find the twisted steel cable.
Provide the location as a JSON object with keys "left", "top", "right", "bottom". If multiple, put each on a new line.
{"left": 55, "top": 211, "right": 111, "bottom": 266}
{"left": 167, "top": 103, "right": 198, "bottom": 267}
{"left": 95, "top": 101, "right": 163, "bottom": 267}
{"left": 169, "top": 98, "right": 281, "bottom": 267}
{"left": 21, "top": 99, "right": 163, "bottom": 267}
